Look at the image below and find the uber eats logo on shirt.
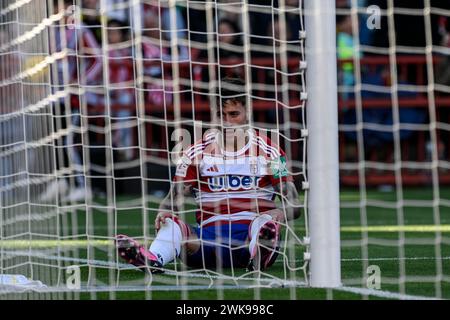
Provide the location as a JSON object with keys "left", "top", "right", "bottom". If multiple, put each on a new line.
{"left": 208, "top": 175, "right": 262, "bottom": 191}
{"left": 270, "top": 156, "right": 288, "bottom": 179}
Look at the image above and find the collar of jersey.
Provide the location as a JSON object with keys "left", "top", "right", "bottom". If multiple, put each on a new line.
{"left": 220, "top": 129, "right": 254, "bottom": 157}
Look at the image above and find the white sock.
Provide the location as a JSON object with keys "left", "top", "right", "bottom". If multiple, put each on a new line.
{"left": 248, "top": 214, "right": 273, "bottom": 257}
{"left": 149, "top": 218, "right": 182, "bottom": 266}
{"left": 250, "top": 214, "right": 273, "bottom": 239}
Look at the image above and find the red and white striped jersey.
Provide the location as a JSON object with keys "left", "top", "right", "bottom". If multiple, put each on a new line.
{"left": 174, "top": 129, "right": 293, "bottom": 227}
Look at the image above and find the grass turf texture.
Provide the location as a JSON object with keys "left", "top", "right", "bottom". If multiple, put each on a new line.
{"left": 2, "top": 187, "right": 449, "bottom": 300}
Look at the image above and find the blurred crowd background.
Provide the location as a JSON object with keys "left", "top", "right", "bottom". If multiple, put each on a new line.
{"left": 2, "top": 0, "right": 450, "bottom": 195}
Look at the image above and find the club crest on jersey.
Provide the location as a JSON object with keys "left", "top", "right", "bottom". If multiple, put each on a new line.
{"left": 208, "top": 175, "right": 261, "bottom": 191}
{"left": 250, "top": 161, "right": 258, "bottom": 175}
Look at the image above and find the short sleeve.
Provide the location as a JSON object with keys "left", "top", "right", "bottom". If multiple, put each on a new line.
{"left": 268, "top": 148, "right": 294, "bottom": 186}
{"left": 173, "top": 154, "right": 198, "bottom": 186}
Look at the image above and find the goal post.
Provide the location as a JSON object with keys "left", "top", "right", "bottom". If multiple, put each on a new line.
{"left": 304, "top": 0, "right": 342, "bottom": 288}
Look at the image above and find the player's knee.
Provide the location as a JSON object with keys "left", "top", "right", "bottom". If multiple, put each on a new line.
{"left": 166, "top": 221, "right": 200, "bottom": 259}
{"left": 184, "top": 241, "right": 200, "bottom": 256}
{"left": 165, "top": 216, "right": 190, "bottom": 237}
{"left": 162, "top": 216, "right": 198, "bottom": 244}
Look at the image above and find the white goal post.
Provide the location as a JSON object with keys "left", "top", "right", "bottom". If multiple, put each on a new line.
{"left": 304, "top": 0, "right": 341, "bottom": 288}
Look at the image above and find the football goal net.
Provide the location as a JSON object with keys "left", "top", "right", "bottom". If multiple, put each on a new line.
{"left": 0, "top": 0, "right": 310, "bottom": 299}
{"left": 1, "top": 0, "right": 449, "bottom": 300}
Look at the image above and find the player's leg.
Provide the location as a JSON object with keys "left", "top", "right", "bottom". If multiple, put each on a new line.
{"left": 182, "top": 224, "right": 220, "bottom": 269}
{"left": 183, "top": 222, "right": 251, "bottom": 270}
{"left": 116, "top": 234, "right": 164, "bottom": 273}
{"left": 149, "top": 215, "right": 199, "bottom": 266}
{"left": 204, "top": 218, "right": 281, "bottom": 271}
{"left": 183, "top": 215, "right": 281, "bottom": 271}
{"left": 247, "top": 214, "right": 281, "bottom": 271}
{"left": 180, "top": 218, "right": 279, "bottom": 270}
{"left": 117, "top": 216, "right": 200, "bottom": 273}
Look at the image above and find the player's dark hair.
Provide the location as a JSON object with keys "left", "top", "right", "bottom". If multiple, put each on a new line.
{"left": 217, "top": 77, "right": 246, "bottom": 108}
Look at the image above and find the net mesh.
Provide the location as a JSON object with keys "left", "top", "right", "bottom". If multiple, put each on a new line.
{"left": 3, "top": 0, "right": 449, "bottom": 300}
{"left": 335, "top": 0, "right": 450, "bottom": 299}
{"left": 0, "top": 0, "right": 309, "bottom": 299}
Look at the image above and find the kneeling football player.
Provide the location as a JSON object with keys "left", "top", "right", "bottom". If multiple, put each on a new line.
{"left": 116, "top": 77, "right": 302, "bottom": 273}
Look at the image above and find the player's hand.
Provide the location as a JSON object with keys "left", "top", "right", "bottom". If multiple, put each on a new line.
{"left": 265, "top": 209, "right": 285, "bottom": 223}
{"left": 155, "top": 212, "right": 174, "bottom": 232}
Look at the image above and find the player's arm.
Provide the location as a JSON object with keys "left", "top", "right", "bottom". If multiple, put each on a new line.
{"left": 276, "top": 181, "right": 302, "bottom": 220}
{"left": 264, "top": 181, "right": 302, "bottom": 223}
{"left": 154, "top": 142, "right": 201, "bottom": 230}
{"left": 155, "top": 149, "right": 198, "bottom": 231}
{"left": 155, "top": 183, "right": 192, "bottom": 231}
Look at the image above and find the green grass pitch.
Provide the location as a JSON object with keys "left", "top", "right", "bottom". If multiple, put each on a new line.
{"left": 3, "top": 187, "right": 450, "bottom": 300}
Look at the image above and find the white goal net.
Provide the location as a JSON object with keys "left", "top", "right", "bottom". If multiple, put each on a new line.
{"left": 2, "top": 0, "right": 449, "bottom": 301}
{"left": 0, "top": 0, "right": 309, "bottom": 299}
{"left": 335, "top": 0, "right": 450, "bottom": 300}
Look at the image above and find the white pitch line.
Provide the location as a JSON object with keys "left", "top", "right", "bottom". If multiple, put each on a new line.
{"left": 3, "top": 250, "right": 131, "bottom": 269}
{"left": 273, "top": 256, "right": 450, "bottom": 265}
{"left": 341, "top": 256, "right": 450, "bottom": 262}
{"left": 0, "top": 239, "right": 112, "bottom": 249}
{"left": 7, "top": 250, "right": 447, "bottom": 267}
{"left": 335, "top": 286, "right": 438, "bottom": 300}
{"left": 341, "top": 225, "right": 450, "bottom": 232}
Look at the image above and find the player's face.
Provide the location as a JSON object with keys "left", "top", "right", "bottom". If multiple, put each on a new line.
{"left": 217, "top": 100, "right": 247, "bottom": 127}
{"left": 217, "top": 100, "right": 249, "bottom": 147}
